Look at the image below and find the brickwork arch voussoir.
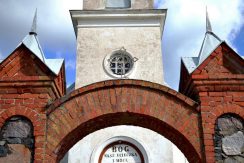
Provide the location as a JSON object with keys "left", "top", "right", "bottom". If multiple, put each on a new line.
{"left": 46, "top": 80, "right": 202, "bottom": 163}
{"left": 0, "top": 106, "right": 44, "bottom": 128}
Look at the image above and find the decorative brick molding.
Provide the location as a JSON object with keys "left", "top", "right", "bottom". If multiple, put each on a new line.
{"left": 0, "top": 45, "right": 65, "bottom": 98}
{"left": 180, "top": 43, "right": 244, "bottom": 101}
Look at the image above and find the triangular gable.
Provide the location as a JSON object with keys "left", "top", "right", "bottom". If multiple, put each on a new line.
{"left": 19, "top": 34, "right": 64, "bottom": 75}
{"left": 14, "top": 9, "right": 64, "bottom": 75}
{"left": 197, "top": 32, "right": 222, "bottom": 65}
{"left": 179, "top": 10, "right": 244, "bottom": 96}
{"left": 0, "top": 44, "right": 56, "bottom": 79}
{"left": 191, "top": 42, "right": 244, "bottom": 75}
{"left": 21, "top": 34, "right": 45, "bottom": 62}
{"left": 182, "top": 32, "right": 222, "bottom": 74}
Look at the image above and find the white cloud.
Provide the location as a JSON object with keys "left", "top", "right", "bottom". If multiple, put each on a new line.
{"left": 65, "top": 59, "right": 76, "bottom": 70}
{"left": 157, "top": 0, "right": 244, "bottom": 90}
{"left": 0, "top": 0, "right": 243, "bottom": 89}
{"left": 0, "top": 0, "right": 81, "bottom": 86}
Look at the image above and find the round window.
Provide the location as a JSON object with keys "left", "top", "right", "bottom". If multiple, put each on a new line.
{"left": 109, "top": 51, "right": 133, "bottom": 75}
{"left": 104, "top": 48, "right": 137, "bottom": 78}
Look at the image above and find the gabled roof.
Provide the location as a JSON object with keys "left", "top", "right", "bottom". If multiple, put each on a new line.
{"left": 22, "top": 34, "right": 45, "bottom": 62}
{"left": 45, "top": 59, "right": 64, "bottom": 75}
{"left": 197, "top": 31, "right": 222, "bottom": 65}
{"left": 182, "top": 8, "right": 224, "bottom": 74}
{"left": 1, "top": 10, "right": 64, "bottom": 75}
{"left": 182, "top": 31, "right": 222, "bottom": 73}
{"left": 19, "top": 34, "right": 64, "bottom": 75}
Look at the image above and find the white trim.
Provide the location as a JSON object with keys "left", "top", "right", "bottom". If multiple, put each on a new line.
{"left": 77, "top": 23, "right": 160, "bottom": 28}
{"left": 75, "top": 15, "right": 162, "bottom": 28}
{"left": 70, "top": 9, "right": 166, "bottom": 36}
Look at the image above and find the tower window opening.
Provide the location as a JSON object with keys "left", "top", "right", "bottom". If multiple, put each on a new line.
{"left": 106, "top": 0, "right": 131, "bottom": 9}
{"left": 109, "top": 50, "right": 133, "bottom": 75}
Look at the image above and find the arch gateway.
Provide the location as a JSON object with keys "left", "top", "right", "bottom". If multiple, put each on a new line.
{"left": 0, "top": 0, "right": 243, "bottom": 163}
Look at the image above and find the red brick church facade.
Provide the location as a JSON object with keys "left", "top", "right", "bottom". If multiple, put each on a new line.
{"left": 0, "top": 12, "right": 243, "bottom": 163}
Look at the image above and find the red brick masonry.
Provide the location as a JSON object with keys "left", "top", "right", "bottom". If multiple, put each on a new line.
{"left": 0, "top": 42, "right": 243, "bottom": 163}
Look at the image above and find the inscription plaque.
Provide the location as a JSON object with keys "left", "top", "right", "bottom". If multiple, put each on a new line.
{"left": 99, "top": 141, "right": 144, "bottom": 163}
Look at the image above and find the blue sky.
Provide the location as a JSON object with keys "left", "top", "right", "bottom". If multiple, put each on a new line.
{"left": 0, "top": 0, "right": 243, "bottom": 90}
{"left": 233, "top": 26, "right": 244, "bottom": 54}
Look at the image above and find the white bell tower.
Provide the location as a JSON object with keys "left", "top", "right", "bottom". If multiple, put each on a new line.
{"left": 62, "top": 1, "right": 178, "bottom": 163}
{"left": 71, "top": 0, "right": 166, "bottom": 88}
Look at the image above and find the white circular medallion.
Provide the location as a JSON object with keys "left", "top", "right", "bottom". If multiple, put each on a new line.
{"left": 99, "top": 141, "right": 144, "bottom": 163}
{"left": 91, "top": 136, "right": 148, "bottom": 163}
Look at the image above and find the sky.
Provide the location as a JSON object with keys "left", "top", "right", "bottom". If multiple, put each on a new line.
{"left": 0, "top": 0, "right": 243, "bottom": 90}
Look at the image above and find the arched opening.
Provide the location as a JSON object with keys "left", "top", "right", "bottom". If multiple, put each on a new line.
{"left": 46, "top": 80, "right": 202, "bottom": 163}
{"left": 214, "top": 114, "right": 244, "bottom": 162}
{"left": 50, "top": 113, "right": 201, "bottom": 163}
{"left": 0, "top": 116, "right": 34, "bottom": 162}
{"left": 60, "top": 125, "right": 189, "bottom": 163}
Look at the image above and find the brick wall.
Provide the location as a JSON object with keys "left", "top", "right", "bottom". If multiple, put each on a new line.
{"left": 0, "top": 41, "right": 242, "bottom": 163}
{"left": 200, "top": 92, "right": 243, "bottom": 163}
{"left": 180, "top": 43, "right": 244, "bottom": 163}
{"left": 0, "top": 45, "right": 65, "bottom": 162}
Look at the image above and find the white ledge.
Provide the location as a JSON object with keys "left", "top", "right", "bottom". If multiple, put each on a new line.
{"left": 70, "top": 9, "right": 167, "bottom": 36}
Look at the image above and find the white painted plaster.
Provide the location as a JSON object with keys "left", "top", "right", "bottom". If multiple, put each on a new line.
{"left": 65, "top": 126, "right": 174, "bottom": 163}
{"left": 75, "top": 26, "right": 164, "bottom": 88}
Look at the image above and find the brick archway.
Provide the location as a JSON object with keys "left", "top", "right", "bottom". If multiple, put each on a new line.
{"left": 45, "top": 80, "right": 203, "bottom": 162}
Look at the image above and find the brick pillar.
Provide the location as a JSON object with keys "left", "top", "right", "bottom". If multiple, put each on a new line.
{"left": 0, "top": 46, "right": 65, "bottom": 162}
{"left": 199, "top": 91, "right": 244, "bottom": 163}
{"left": 179, "top": 44, "right": 244, "bottom": 163}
